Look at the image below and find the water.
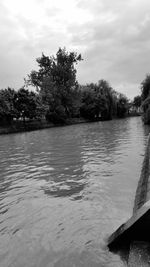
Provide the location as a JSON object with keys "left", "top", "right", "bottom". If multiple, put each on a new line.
{"left": 0, "top": 117, "right": 149, "bottom": 267}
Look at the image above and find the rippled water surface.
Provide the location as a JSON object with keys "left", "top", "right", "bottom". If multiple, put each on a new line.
{"left": 0, "top": 117, "right": 149, "bottom": 267}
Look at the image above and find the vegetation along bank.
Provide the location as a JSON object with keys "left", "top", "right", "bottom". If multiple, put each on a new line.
{"left": 0, "top": 48, "right": 144, "bottom": 134}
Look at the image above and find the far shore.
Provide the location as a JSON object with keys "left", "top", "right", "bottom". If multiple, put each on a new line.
{"left": 0, "top": 118, "right": 90, "bottom": 135}
{"left": 0, "top": 113, "right": 141, "bottom": 135}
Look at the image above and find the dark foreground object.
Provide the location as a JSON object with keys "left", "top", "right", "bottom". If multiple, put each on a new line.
{"left": 108, "top": 134, "right": 150, "bottom": 266}
{"left": 108, "top": 200, "right": 150, "bottom": 250}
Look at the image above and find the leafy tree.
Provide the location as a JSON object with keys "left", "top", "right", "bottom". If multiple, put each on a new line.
{"left": 80, "top": 80, "right": 115, "bottom": 120}
{"left": 14, "top": 88, "right": 42, "bottom": 121}
{"left": 26, "top": 48, "right": 82, "bottom": 123}
{"left": 133, "top": 95, "right": 141, "bottom": 108}
{"left": 96, "top": 80, "right": 114, "bottom": 120}
{"left": 117, "top": 94, "right": 129, "bottom": 117}
{"left": 80, "top": 87, "right": 97, "bottom": 120}
{"left": 140, "top": 74, "right": 150, "bottom": 124}
{"left": 0, "top": 88, "right": 18, "bottom": 125}
{"left": 141, "top": 74, "right": 150, "bottom": 101}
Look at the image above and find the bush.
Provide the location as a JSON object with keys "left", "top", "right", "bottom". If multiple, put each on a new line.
{"left": 46, "top": 105, "right": 67, "bottom": 124}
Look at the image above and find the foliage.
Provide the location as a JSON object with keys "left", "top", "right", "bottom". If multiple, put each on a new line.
{"left": 133, "top": 95, "right": 141, "bottom": 108}
{"left": 0, "top": 48, "right": 132, "bottom": 127}
{"left": 140, "top": 74, "right": 150, "bottom": 124}
{"left": 0, "top": 88, "right": 18, "bottom": 125}
{"left": 80, "top": 80, "right": 117, "bottom": 120}
{"left": 141, "top": 74, "right": 150, "bottom": 101}
{"left": 116, "top": 94, "right": 129, "bottom": 117}
{"left": 0, "top": 87, "right": 46, "bottom": 125}
{"left": 26, "top": 48, "right": 82, "bottom": 123}
{"left": 14, "top": 88, "right": 36, "bottom": 120}
{"left": 80, "top": 86, "right": 97, "bottom": 119}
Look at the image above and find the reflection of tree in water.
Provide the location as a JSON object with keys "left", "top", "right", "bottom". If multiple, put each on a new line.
{"left": 43, "top": 182, "right": 86, "bottom": 199}
{"left": 40, "top": 126, "right": 88, "bottom": 199}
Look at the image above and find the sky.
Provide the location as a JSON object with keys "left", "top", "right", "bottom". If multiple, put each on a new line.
{"left": 0, "top": 0, "right": 150, "bottom": 99}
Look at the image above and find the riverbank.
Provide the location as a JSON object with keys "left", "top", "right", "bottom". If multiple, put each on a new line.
{"left": 0, "top": 118, "right": 91, "bottom": 135}
{"left": 0, "top": 114, "right": 141, "bottom": 135}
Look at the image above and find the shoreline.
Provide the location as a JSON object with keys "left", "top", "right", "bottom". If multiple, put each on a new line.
{"left": 0, "top": 118, "right": 91, "bottom": 135}
{"left": 0, "top": 114, "right": 141, "bottom": 135}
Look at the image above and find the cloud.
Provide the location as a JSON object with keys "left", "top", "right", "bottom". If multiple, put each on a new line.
{"left": 72, "top": 0, "right": 150, "bottom": 98}
{"left": 0, "top": 0, "right": 150, "bottom": 98}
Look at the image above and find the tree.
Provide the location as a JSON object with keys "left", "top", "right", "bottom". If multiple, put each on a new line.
{"left": 80, "top": 86, "right": 97, "bottom": 120}
{"left": 141, "top": 74, "right": 150, "bottom": 101}
{"left": 116, "top": 94, "right": 129, "bottom": 117}
{"left": 140, "top": 74, "right": 150, "bottom": 124}
{"left": 96, "top": 80, "right": 114, "bottom": 120}
{"left": 80, "top": 80, "right": 115, "bottom": 120}
{"left": 0, "top": 88, "right": 18, "bottom": 125}
{"left": 26, "top": 48, "right": 82, "bottom": 123}
{"left": 133, "top": 95, "right": 141, "bottom": 108}
{"left": 14, "top": 88, "right": 42, "bottom": 121}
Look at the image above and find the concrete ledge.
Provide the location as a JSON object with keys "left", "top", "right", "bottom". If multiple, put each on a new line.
{"left": 108, "top": 200, "right": 150, "bottom": 250}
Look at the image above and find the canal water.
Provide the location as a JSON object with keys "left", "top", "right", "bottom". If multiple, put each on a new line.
{"left": 0, "top": 117, "right": 149, "bottom": 267}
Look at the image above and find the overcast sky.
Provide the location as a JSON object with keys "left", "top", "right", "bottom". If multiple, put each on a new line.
{"left": 0, "top": 0, "right": 150, "bottom": 99}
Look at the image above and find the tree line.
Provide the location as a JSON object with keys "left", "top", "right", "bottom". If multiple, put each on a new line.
{"left": 0, "top": 48, "right": 130, "bottom": 126}
{"left": 140, "top": 74, "right": 150, "bottom": 124}
{"left": 130, "top": 73, "right": 150, "bottom": 124}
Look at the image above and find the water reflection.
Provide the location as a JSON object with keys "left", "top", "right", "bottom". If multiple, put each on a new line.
{"left": 43, "top": 181, "right": 86, "bottom": 198}
{"left": 0, "top": 117, "right": 149, "bottom": 267}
